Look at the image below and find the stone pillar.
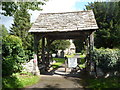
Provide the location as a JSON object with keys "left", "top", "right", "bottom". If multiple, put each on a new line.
{"left": 33, "top": 54, "right": 40, "bottom": 75}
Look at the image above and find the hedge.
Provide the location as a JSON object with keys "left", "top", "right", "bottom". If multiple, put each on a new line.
{"left": 91, "top": 48, "right": 120, "bottom": 75}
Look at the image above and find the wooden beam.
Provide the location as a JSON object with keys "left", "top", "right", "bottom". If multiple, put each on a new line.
{"left": 48, "top": 35, "right": 87, "bottom": 40}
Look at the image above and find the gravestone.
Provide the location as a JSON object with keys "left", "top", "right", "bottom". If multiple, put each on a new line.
{"left": 60, "top": 50, "right": 64, "bottom": 57}
{"left": 68, "top": 57, "right": 77, "bottom": 68}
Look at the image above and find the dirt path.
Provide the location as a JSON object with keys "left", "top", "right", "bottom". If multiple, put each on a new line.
{"left": 25, "top": 65, "right": 87, "bottom": 89}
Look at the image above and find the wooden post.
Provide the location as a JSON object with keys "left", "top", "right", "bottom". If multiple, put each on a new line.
{"left": 42, "top": 37, "right": 45, "bottom": 65}
{"left": 46, "top": 38, "right": 50, "bottom": 68}
{"left": 33, "top": 34, "right": 40, "bottom": 75}
{"left": 89, "top": 32, "right": 96, "bottom": 76}
{"left": 34, "top": 34, "right": 41, "bottom": 63}
{"left": 65, "top": 60, "right": 67, "bottom": 72}
{"left": 34, "top": 34, "right": 38, "bottom": 55}
{"left": 85, "top": 35, "right": 90, "bottom": 71}
{"left": 90, "top": 32, "right": 94, "bottom": 50}
{"left": 86, "top": 36, "right": 90, "bottom": 55}
{"left": 90, "top": 32, "right": 97, "bottom": 77}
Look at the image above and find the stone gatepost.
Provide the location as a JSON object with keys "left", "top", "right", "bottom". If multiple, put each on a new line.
{"left": 33, "top": 54, "right": 40, "bottom": 75}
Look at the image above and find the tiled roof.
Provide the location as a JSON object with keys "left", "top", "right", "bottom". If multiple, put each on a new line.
{"left": 29, "top": 10, "right": 98, "bottom": 33}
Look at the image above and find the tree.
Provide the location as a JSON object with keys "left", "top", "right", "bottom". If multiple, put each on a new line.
{"left": 9, "top": 2, "right": 47, "bottom": 60}
{"left": 10, "top": 3, "right": 34, "bottom": 60}
{"left": 85, "top": 2, "right": 120, "bottom": 48}
{"left": 51, "top": 40, "right": 70, "bottom": 53}
{"left": 1, "top": 25, "right": 8, "bottom": 37}
{"left": 73, "top": 39, "right": 85, "bottom": 53}
{"left": 1, "top": 1, "right": 46, "bottom": 16}
{"left": 10, "top": 3, "right": 32, "bottom": 48}
{"left": 0, "top": 25, "right": 8, "bottom": 54}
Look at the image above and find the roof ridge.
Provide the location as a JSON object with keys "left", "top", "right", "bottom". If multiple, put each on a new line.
{"left": 39, "top": 10, "right": 93, "bottom": 14}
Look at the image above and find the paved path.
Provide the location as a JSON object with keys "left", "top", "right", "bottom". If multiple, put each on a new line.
{"left": 25, "top": 65, "right": 86, "bottom": 88}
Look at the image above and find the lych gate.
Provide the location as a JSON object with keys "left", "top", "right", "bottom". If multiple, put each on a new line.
{"left": 29, "top": 10, "right": 98, "bottom": 72}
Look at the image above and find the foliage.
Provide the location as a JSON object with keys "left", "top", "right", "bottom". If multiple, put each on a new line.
{"left": 51, "top": 58, "right": 65, "bottom": 69}
{"left": 1, "top": 1, "right": 46, "bottom": 16}
{"left": 2, "top": 72, "right": 39, "bottom": 89}
{"left": 1, "top": 24, "right": 8, "bottom": 37}
{"left": 1, "top": 2, "right": 47, "bottom": 60}
{"left": 2, "top": 35, "right": 26, "bottom": 76}
{"left": 51, "top": 40, "right": 70, "bottom": 53}
{"left": 86, "top": 2, "right": 120, "bottom": 48}
{"left": 91, "top": 48, "right": 120, "bottom": 74}
{"left": 73, "top": 39, "right": 85, "bottom": 53}
{"left": 79, "top": 64, "right": 86, "bottom": 69}
{"left": 86, "top": 76, "right": 120, "bottom": 88}
{"left": 0, "top": 25, "right": 8, "bottom": 54}
{"left": 10, "top": 3, "right": 35, "bottom": 60}
{"left": 10, "top": 3, "right": 33, "bottom": 49}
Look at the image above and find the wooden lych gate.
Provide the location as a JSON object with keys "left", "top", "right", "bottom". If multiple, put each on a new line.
{"left": 29, "top": 10, "right": 98, "bottom": 72}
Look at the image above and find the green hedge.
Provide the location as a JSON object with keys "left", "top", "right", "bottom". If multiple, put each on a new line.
{"left": 2, "top": 35, "right": 26, "bottom": 76}
{"left": 91, "top": 48, "right": 120, "bottom": 74}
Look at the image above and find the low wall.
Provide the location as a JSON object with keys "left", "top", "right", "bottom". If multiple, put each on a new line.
{"left": 22, "top": 59, "right": 40, "bottom": 75}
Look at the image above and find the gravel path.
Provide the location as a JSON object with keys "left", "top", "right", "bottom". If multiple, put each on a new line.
{"left": 25, "top": 65, "right": 86, "bottom": 89}
{"left": 27, "top": 75, "right": 83, "bottom": 88}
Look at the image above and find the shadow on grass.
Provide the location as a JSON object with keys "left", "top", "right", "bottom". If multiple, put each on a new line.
{"left": 86, "top": 76, "right": 120, "bottom": 88}
{"left": 2, "top": 75, "right": 23, "bottom": 89}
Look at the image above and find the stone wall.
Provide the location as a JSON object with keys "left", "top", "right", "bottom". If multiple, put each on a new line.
{"left": 22, "top": 58, "right": 40, "bottom": 75}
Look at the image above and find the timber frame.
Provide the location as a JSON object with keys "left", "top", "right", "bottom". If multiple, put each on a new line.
{"left": 29, "top": 10, "right": 98, "bottom": 72}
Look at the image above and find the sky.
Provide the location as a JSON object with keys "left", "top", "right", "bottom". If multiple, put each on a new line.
{"left": 0, "top": 0, "right": 95, "bottom": 30}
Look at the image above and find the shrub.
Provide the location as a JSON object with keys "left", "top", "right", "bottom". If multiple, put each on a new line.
{"left": 2, "top": 35, "right": 26, "bottom": 76}
{"left": 91, "top": 48, "right": 120, "bottom": 74}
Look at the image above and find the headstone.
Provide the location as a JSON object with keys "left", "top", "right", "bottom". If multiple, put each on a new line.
{"left": 68, "top": 57, "right": 77, "bottom": 68}
{"left": 60, "top": 50, "right": 64, "bottom": 57}
{"left": 52, "top": 54, "right": 56, "bottom": 57}
{"left": 96, "top": 67, "right": 104, "bottom": 76}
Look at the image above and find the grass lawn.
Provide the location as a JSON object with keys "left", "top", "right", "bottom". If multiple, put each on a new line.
{"left": 86, "top": 76, "right": 120, "bottom": 88}
{"left": 51, "top": 54, "right": 86, "bottom": 69}
{"left": 51, "top": 58, "right": 65, "bottom": 69}
{"left": 65, "top": 53, "right": 86, "bottom": 58}
{"left": 65, "top": 54, "right": 86, "bottom": 69}
{"left": 2, "top": 72, "right": 40, "bottom": 89}
{"left": 79, "top": 64, "right": 86, "bottom": 69}
{"left": 65, "top": 54, "right": 74, "bottom": 58}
